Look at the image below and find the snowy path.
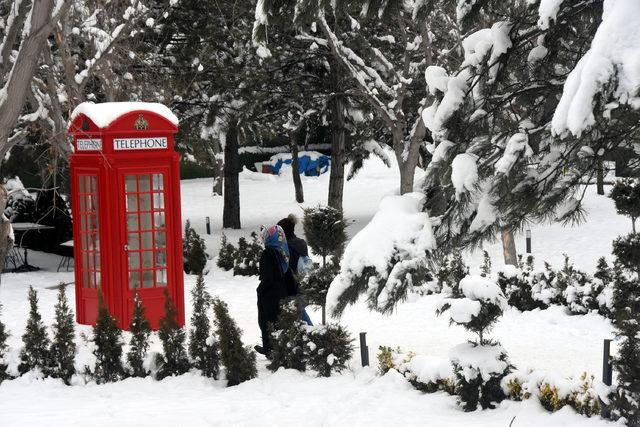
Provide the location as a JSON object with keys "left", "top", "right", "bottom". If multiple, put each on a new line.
{"left": 0, "top": 157, "right": 627, "bottom": 426}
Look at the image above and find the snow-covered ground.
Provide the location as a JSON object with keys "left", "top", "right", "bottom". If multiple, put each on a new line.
{"left": 0, "top": 156, "right": 628, "bottom": 426}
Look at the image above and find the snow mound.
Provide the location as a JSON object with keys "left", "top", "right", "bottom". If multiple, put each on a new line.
{"left": 449, "top": 342, "right": 509, "bottom": 381}
{"left": 404, "top": 355, "right": 454, "bottom": 385}
{"left": 552, "top": 0, "right": 640, "bottom": 136}
{"left": 70, "top": 102, "right": 179, "bottom": 128}
{"left": 459, "top": 275, "right": 506, "bottom": 307}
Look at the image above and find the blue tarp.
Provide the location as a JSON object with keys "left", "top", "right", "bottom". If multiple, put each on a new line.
{"left": 267, "top": 153, "right": 330, "bottom": 176}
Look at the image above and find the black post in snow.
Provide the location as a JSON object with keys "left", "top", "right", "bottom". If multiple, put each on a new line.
{"left": 359, "top": 332, "right": 370, "bottom": 367}
{"left": 601, "top": 338, "right": 613, "bottom": 418}
{"left": 525, "top": 229, "right": 532, "bottom": 254}
{"left": 206, "top": 216, "right": 211, "bottom": 235}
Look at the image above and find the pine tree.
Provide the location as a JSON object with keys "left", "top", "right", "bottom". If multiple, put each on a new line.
{"left": 302, "top": 206, "right": 347, "bottom": 323}
{"left": 302, "top": 206, "right": 347, "bottom": 267}
{"left": 19, "top": 286, "right": 51, "bottom": 375}
{"left": 156, "top": 289, "right": 190, "bottom": 380}
{"left": 212, "top": 298, "right": 256, "bottom": 386}
{"left": 609, "top": 180, "right": 640, "bottom": 233}
{"left": 232, "top": 233, "right": 261, "bottom": 276}
{"left": 267, "top": 301, "right": 307, "bottom": 372}
{"left": 189, "top": 275, "right": 220, "bottom": 379}
{"left": 127, "top": 292, "right": 152, "bottom": 378}
{"left": 217, "top": 234, "right": 236, "bottom": 271}
{"left": 437, "top": 275, "right": 512, "bottom": 411}
{"left": 609, "top": 236, "right": 640, "bottom": 426}
{"left": 184, "top": 220, "right": 208, "bottom": 275}
{"left": 49, "top": 285, "right": 76, "bottom": 384}
{"left": 0, "top": 303, "right": 10, "bottom": 383}
{"left": 93, "top": 291, "right": 125, "bottom": 383}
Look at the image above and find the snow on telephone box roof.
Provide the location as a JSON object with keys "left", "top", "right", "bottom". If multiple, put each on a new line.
{"left": 70, "top": 102, "right": 179, "bottom": 129}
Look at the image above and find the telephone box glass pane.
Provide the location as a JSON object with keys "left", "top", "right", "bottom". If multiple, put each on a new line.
{"left": 154, "top": 212, "right": 165, "bottom": 229}
{"left": 126, "top": 176, "right": 137, "bottom": 193}
{"left": 153, "top": 193, "right": 164, "bottom": 209}
{"left": 153, "top": 174, "right": 163, "bottom": 190}
{"left": 139, "top": 212, "right": 152, "bottom": 231}
{"left": 126, "top": 194, "right": 138, "bottom": 212}
{"left": 129, "top": 271, "right": 141, "bottom": 290}
{"left": 78, "top": 174, "right": 101, "bottom": 290}
{"left": 142, "top": 270, "right": 154, "bottom": 288}
{"left": 128, "top": 252, "right": 140, "bottom": 269}
{"left": 139, "top": 194, "right": 151, "bottom": 212}
{"left": 141, "top": 251, "right": 153, "bottom": 269}
{"left": 139, "top": 175, "right": 151, "bottom": 192}
{"left": 156, "top": 269, "right": 167, "bottom": 287}
{"left": 128, "top": 233, "right": 140, "bottom": 250}
{"left": 156, "top": 251, "right": 166, "bottom": 267}
{"left": 127, "top": 214, "right": 139, "bottom": 231}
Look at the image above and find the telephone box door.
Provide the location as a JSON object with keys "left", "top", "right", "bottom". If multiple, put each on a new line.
{"left": 119, "top": 168, "right": 173, "bottom": 327}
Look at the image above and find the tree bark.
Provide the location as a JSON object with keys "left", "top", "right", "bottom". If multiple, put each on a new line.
{"left": 393, "top": 127, "right": 422, "bottom": 195}
{"left": 222, "top": 118, "right": 241, "bottom": 229}
{"left": 208, "top": 141, "right": 223, "bottom": 196}
{"left": 328, "top": 59, "right": 346, "bottom": 210}
{"left": 596, "top": 157, "right": 605, "bottom": 195}
{"left": 0, "top": 0, "right": 60, "bottom": 153}
{"left": 501, "top": 228, "right": 518, "bottom": 266}
{"left": 290, "top": 138, "right": 304, "bottom": 203}
{"left": 0, "top": 185, "right": 13, "bottom": 281}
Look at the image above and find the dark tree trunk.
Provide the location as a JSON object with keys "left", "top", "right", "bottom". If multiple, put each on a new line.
{"left": 290, "top": 139, "right": 304, "bottom": 203}
{"left": 596, "top": 157, "right": 605, "bottom": 195}
{"left": 222, "top": 118, "right": 241, "bottom": 229}
{"left": 328, "top": 59, "right": 346, "bottom": 210}
{"left": 501, "top": 228, "right": 518, "bottom": 266}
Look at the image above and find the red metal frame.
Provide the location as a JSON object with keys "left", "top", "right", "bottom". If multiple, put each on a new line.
{"left": 68, "top": 108, "right": 184, "bottom": 330}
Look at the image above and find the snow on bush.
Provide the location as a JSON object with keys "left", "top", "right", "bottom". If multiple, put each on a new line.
{"left": 377, "top": 346, "right": 455, "bottom": 394}
{"left": 326, "top": 192, "right": 435, "bottom": 316}
{"left": 552, "top": 0, "right": 640, "bottom": 136}
{"left": 502, "top": 370, "right": 603, "bottom": 417}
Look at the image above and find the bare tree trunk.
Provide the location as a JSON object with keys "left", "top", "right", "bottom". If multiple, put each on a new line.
{"left": 327, "top": 54, "right": 346, "bottom": 210}
{"left": 393, "top": 128, "right": 421, "bottom": 195}
{"left": 0, "top": 0, "right": 62, "bottom": 151}
{"left": 501, "top": 228, "right": 518, "bottom": 266}
{"left": 0, "top": 185, "right": 13, "bottom": 281}
{"left": 222, "top": 118, "right": 241, "bottom": 229}
{"left": 596, "top": 157, "right": 605, "bottom": 195}
{"left": 290, "top": 138, "right": 304, "bottom": 203}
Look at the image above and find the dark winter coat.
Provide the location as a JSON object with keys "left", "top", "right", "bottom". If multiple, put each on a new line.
{"left": 257, "top": 247, "right": 288, "bottom": 350}
{"left": 287, "top": 234, "right": 308, "bottom": 274}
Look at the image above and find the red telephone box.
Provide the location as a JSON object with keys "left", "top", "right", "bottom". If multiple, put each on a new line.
{"left": 68, "top": 102, "right": 185, "bottom": 330}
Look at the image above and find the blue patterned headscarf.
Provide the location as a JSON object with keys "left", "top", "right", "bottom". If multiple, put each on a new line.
{"left": 261, "top": 225, "right": 290, "bottom": 274}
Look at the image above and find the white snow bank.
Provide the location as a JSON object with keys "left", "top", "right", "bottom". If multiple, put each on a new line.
{"left": 552, "top": 0, "right": 640, "bottom": 136}
{"left": 405, "top": 355, "right": 454, "bottom": 385}
{"left": 70, "top": 102, "right": 179, "bottom": 128}
{"left": 449, "top": 342, "right": 509, "bottom": 381}
{"left": 327, "top": 192, "right": 435, "bottom": 314}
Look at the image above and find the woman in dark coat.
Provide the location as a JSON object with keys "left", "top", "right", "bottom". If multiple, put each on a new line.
{"left": 255, "top": 225, "right": 289, "bottom": 355}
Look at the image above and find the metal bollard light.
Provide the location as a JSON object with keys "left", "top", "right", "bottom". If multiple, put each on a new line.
{"left": 359, "top": 332, "right": 370, "bottom": 367}
{"left": 206, "top": 216, "right": 211, "bottom": 235}
{"left": 601, "top": 339, "right": 613, "bottom": 418}
{"left": 526, "top": 229, "right": 532, "bottom": 254}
